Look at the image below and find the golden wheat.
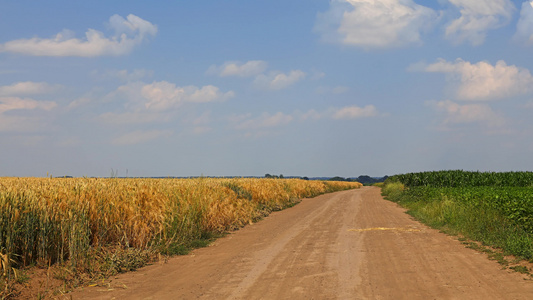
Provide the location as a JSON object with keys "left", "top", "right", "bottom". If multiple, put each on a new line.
{"left": 0, "top": 177, "right": 361, "bottom": 279}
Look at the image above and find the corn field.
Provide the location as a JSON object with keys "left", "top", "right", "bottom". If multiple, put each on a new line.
{"left": 0, "top": 177, "right": 361, "bottom": 290}
{"left": 389, "top": 170, "right": 533, "bottom": 188}
{"left": 383, "top": 170, "right": 533, "bottom": 260}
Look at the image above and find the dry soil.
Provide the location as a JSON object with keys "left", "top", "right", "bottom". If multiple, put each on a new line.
{"left": 67, "top": 186, "right": 533, "bottom": 299}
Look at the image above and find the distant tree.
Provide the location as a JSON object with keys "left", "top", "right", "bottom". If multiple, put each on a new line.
{"left": 302, "top": 176, "right": 309, "bottom": 180}
{"left": 265, "top": 173, "right": 284, "bottom": 179}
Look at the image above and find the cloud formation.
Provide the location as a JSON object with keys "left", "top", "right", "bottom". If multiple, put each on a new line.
{"left": 315, "top": 0, "right": 437, "bottom": 49}
{"left": 112, "top": 81, "right": 234, "bottom": 112}
{"left": 427, "top": 100, "right": 504, "bottom": 127}
{"left": 206, "top": 60, "right": 268, "bottom": 77}
{"left": 94, "top": 69, "right": 154, "bottom": 82}
{"left": 420, "top": 58, "right": 533, "bottom": 101}
{"left": 233, "top": 104, "right": 381, "bottom": 133}
{"left": 331, "top": 105, "right": 378, "bottom": 119}
{"left": 514, "top": 1, "right": 533, "bottom": 45}
{"left": 0, "top": 96, "right": 57, "bottom": 114}
{"left": 445, "top": 0, "right": 515, "bottom": 45}
{"left": 253, "top": 70, "right": 306, "bottom": 90}
{"left": 233, "top": 112, "right": 294, "bottom": 130}
{"left": 0, "top": 81, "right": 63, "bottom": 96}
{"left": 0, "top": 14, "right": 157, "bottom": 57}
{"left": 209, "top": 60, "right": 308, "bottom": 91}
{"left": 0, "top": 96, "right": 57, "bottom": 132}
{"left": 141, "top": 82, "right": 234, "bottom": 111}
{"left": 100, "top": 81, "right": 234, "bottom": 124}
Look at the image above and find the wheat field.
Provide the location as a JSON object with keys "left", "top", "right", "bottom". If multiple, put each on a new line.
{"left": 0, "top": 177, "right": 361, "bottom": 289}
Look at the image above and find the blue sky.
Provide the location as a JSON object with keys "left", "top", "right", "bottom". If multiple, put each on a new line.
{"left": 1, "top": 0, "right": 533, "bottom": 177}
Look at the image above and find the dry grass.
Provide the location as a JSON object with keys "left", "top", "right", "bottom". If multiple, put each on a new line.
{"left": 0, "top": 177, "right": 361, "bottom": 297}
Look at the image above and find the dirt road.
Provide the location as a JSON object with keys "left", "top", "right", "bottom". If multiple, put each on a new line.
{"left": 69, "top": 187, "right": 533, "bottom": 299}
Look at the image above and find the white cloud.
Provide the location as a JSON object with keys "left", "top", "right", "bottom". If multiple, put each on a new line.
{"left": 111, "top": 81, "right": 234, "bottom": 112}
{"left": 94, "top": 69, "right": 154, "bottom": 82}
{"left": 112, "top": 130, "right": 172, "bottom": 145}
{"left": 98, "top": 111, "right": 172, "bottom": 124}
{"left": 514, "top": 1, "right": 533, "bottom": 45}
{"left": 0, "top": 97, "right": 57, "bottom": 132}
{"left": 0, "top": 14, "right": 157, "bottom": 57}
{"left": 206, "top": 60, "right": 268, "bottom": 77}
{"left": 187, "top": 111, "right": 212, "bottom": 134}
{"left": 67, "top": 97, "right": 91, "bottom": 110}
{"left": 315, "top": 0, "right": 437, "bottom": 49}
{"left": 332, "top": 86, "right": 350, "bottom": 94}
{"left": 253, "top": 70, "right": 306, "bottom": 90}
{"left": 141, "top": 82, "right": 234, "bottom": 111}
{"left": 310, "top": 70, "right": 326, "bottom": 80}
{"left": 0, "top": 96, "right": 57, "bottom": 114}
{"left": 191, "top": 111, "right": 211, "bottom": 126}
{"left": 100, "top": 81, "right": 233, "bottom": 124}
{"left": 445, "top": 0, "right": 515, "bottom": 45}
{"left": 296, "top": 109, "right": 323, "bottom": 121}
{"left": 427, "top": 100, "right": 505, "bottom": 127}
{"left": 229, "top": 105, "right": 381, "bottom": 137}
{"left": 0, "top": 81, "right": 63, "bottom": 96}
{"left": 331, "top": 105, "right": 378, "bottom": 119}
{"left": 420, "top": 58, "right": 533, "bottom": 100}
{"left": 233, "top": 112, "right": 293, "bottom": 130}
{"left": 317, "top": 85, "right": 350, "bottom": 94}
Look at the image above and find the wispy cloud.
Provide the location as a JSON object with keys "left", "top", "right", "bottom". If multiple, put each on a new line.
{"left": 208, "top": 60, "right": 309, "bottom": 91}
{"left": 0, "top": 97, "right": 57, "bottom": 132}
{"left": 0, "top": 14, "right": 157, "bottom": 57}
{"left": 0, "top": 96, "right": 56, "bottom": 114}
{"left": 315, "top": 0, "right": 437, "bottom": 49}
{"left": 316, "top": 86, "right": 350, "bottom": 95}
{"left": 416, "top": 58, "right": 533, "bottom": 101}
{"left": 206, "top": 60, "right": 268, "bottom": 77}
{"left": 141, "top": 82, "right": 234, "bottom": 111}
{"left": 514, "top": 1, "right": 533, "bottom": 45}
{"left": 93, "top": 69, "right": 154, "bottom": 82}
{"left": 331, "top": 105, "right": 379, "bottom": 120}
{"left": 188, "top": 111, "right": 212, "bottom": 134}
{"left": 112, "top": 81, "right": 234, "bottom": 111}
{"left": 0, "top": 81, "right": 63, "bottom": 96}
{"left": 253, "top": 70, "right": 306, "bottom": 90}
{"left": 99, "top": 81, "right": 233, "bottom": 124}
{"left": 233, "top": 112, "right": 294, "bottom": 130}
{"left": 427, "top": 100, "right": 505, "bottom": 128}
{"left": 445, "top": 0, "right": 515, "bottom": 46}
{"left": 232, "top": 104, "right": 381, "bottom": 135}
{"left": 98, "top": 111, "right": 172, "bottom": 124}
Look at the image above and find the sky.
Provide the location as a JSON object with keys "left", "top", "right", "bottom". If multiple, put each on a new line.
{"left": 1, "top": 0, "right": 533, "bottom": 178}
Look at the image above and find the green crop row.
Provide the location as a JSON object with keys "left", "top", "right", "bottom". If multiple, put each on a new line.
{"left": 382, "top": 171, "right": 533, "bottom": 260}
{"left": 388, "top": 170, "right": 533, "bottom": 188}
{"left": 394, "top": 186, "right": 533, "bottom": 232}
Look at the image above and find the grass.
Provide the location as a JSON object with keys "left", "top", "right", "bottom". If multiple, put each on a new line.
{"left": 381, "top": 172, "right": 533, "bottom": 277}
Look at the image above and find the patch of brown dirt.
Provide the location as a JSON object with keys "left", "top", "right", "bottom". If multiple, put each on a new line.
{"left": 64, "top": 187, "right": 533, "bottom": 299}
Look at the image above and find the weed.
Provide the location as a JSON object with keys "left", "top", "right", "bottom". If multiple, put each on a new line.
{"left": 510, "top": 266, "right": 530, "bottom": 274}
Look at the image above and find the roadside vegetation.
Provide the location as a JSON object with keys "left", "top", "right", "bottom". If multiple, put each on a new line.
{"left": 0, "top": 177, "right": 361, "bottom": 298}
{"left": 381, "top": 170, "right": 533, "bottom": 274}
